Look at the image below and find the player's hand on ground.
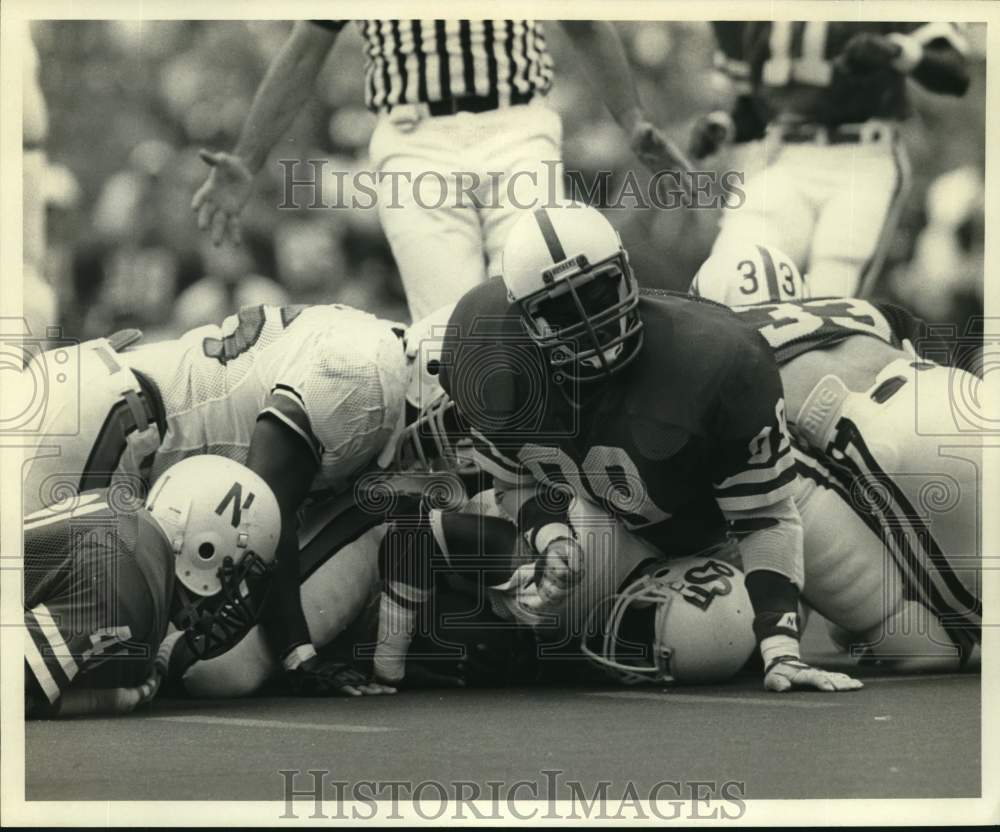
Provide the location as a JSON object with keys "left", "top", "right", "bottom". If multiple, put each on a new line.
{"left": 191, "top": 149, "right": 254, "bottom": 246}
{"left": 688, "top": 111, "right": 735, "bottom": 160}
{"left": 764, "top": 656, "right": 864, "bottom": 693}
{"left": 835, "top": 33, "right": 902, "bottom": 75}
{"left": 287, "top": 655, "right": 397, "bottom": 697}
{"left": 534, "top": 536, "right": 585, "bottom": 606}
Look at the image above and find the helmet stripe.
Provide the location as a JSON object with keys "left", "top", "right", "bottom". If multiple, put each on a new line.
{"left": 755, "top": 244, "right": 781, "bottom": 300}
{"left": 532, "top": 207, "right": 567, "bottom": 263}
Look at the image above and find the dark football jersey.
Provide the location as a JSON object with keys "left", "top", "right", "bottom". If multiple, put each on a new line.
{"left": 23, "top": 491, "right": 174, "bottom": 709}
{"left": 727, "top": 297, "right": 913, "bottom": 366}
{"left": 439, "top": 279, "right": 797, "bottom": 557}
{"left": 713, "top": 21, "right": 966, "bottom": 125}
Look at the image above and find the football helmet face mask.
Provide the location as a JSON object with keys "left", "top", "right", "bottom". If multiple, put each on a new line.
{"left": 581, "top": 555, "right": 756, "bottom": 685}
{"left": 502, "top": 204, "right": 643, "bottom": 384}
{"left": 689, "top": 242, "right": 807, "bottom": 307}
{"left": 146, "top": 455, "right": 281, "bottom": 660}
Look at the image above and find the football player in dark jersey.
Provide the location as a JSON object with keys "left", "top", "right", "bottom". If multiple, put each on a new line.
{"left": 23, "top": 455, "right": 280, "bottom": 717}
{"left": 691, "top": 244, "right": 982, "bottom": 672}
{"left": 380, "top": 203, "right": 861, "bottom": 693}
{"left": 690, "top": 20, "right": 969, "bottom": 298}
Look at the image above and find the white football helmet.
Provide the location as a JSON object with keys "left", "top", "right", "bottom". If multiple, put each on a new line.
{"left": 690, "top": 243, "right": 807, "bottom": 307}
{"left": 501, "top": 203, "right": 643, "bottom": 382}
{"left": 582, "top": 555, "right": 756, "bottom": 685}
{"left": 146, "top": 455, "right": 281, "bottom": 658}
{"left": 391, "top": 303, "right": 468, "bottom": 471}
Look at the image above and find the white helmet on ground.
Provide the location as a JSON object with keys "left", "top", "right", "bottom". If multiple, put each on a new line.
{"left": 582, "top": 555, "right": 756, "bottom": 685}
{"left": 690, "top": 242, "right": 807, "bottom": 306}
{"left": 501, "top": 203, "right": 643, "bottom": 383}
{"left": 146, "top": 455, "right": 281, "bottom": 658}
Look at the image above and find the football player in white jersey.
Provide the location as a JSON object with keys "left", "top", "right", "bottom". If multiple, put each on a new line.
{"left": 690, "top": 244, "right": 983, "bottom": 670}
{"left": 23, "top": 303, "right": 408, "bottom": 695}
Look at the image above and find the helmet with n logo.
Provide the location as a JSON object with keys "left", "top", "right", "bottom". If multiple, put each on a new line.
{"left": 501, "top": 203, "right": 643, "bottom": 383}
{"left": 690, "top": 242, "right": 807, "bottom": 306}
{"left": 146, "top": 455, "right": 281, "bottom": 659}
{"left": 146, "top": 455, "right": 280, "bottom": 596}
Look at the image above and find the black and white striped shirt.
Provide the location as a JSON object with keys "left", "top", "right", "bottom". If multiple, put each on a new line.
{"left": 313, "top": 20, "right": 555, "bottom": 110}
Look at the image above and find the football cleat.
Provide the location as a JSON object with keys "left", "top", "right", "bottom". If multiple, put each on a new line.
{"left": 581, "top": 555, "right": 756, "bottom": 685}
{"left": 690, "top": 242, "right": 807, "bottom": 306}
{"left": 501, "top": 202, "right": 643, "bottom": 383}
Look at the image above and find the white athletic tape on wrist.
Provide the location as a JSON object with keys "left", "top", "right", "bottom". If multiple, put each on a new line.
{"left": 760, "top": 635, "right": 801, "bottom": 670}
{"left": 375, "top": 594, "right": 418, "bottom": 682}
{"left": 533, "top": 522, "right": 574, "bottom": 554}
{"left": 282, "top": 643, "right": 317, "bottom": 671}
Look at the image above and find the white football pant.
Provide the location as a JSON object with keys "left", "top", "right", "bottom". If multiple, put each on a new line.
{"left": 368, "top": 99, "right": 564, "bottom": 321}
{"left": 713, "top": 124, "right": 911, "bottom": 298}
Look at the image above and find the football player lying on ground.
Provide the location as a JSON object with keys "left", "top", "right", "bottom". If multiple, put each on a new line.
{"left": 691, "top": 244, "right": 982, "bottom": 670}
{"left": 376, "top": 203, "right": 862, "bottom": 693}
{"left": 23, "top": 303, "right": 408, "bottom": 696}
{"left": 163, "top": 308, "right": 471, "bottom": 698}
{"left": 374, "top": 483, "right": 760, "bottom": 688}
{"left": 23, "top": 456, "right": 279, "bottom": 718}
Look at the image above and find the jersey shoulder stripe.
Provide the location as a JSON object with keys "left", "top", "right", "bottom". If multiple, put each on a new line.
{"left": 260, "top": 386, "right": 323, "bottom": 463}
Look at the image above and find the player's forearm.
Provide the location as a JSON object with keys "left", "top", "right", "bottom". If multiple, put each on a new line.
{"left": 560, "top": 20, "right": 647, "bottom": 135}
{"left": 727, "top": 501, "right": 806, "bottom": 661}
{"left": 263, "top": 526, "right": 314, "bottom": 661}
{"left": 233, "top": 22, "right": 338, "bottom": 172}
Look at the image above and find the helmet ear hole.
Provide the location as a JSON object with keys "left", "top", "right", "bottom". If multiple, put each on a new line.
{"left": 197, "top": 541, "right": 216, "bottom": 561}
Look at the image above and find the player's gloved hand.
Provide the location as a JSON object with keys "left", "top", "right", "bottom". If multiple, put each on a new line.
{"left": 533, "top": 536, "right": 585, "bottom": 607}
{"left": 764, "top": 656, "right": 864, "bottom": 693}
{"left": 688, "top": 111, "right": 736, "bottom": 160}
{"left": 287, "top": 655, "right": 397, "bottom": 697}
{"left": 835, "top": 33, "right": 902, "bottom": 75}
{"left": 191, "top": 149, "right": 255, "bottom": 247}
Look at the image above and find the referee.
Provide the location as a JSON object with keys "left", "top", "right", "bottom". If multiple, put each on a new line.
{"left": 192, "top": 20, "right": 692, "bottom": 320}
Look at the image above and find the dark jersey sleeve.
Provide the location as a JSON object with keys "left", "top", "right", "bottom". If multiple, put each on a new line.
{"left": 439, "top": 278, "right": 542, "bottom": 485}
{"left": 708, "top": 335, "right": 797, "bottom": 513}
{"left": 23, "top": 499, "right": 173, "bottom": 711}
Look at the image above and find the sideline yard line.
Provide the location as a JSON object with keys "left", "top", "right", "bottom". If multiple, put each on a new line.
{"left": 584, "top": 691, "right": 840, "bottom": 708}
{"left": 150, "top": 715, "right": 397, "bottom": 733}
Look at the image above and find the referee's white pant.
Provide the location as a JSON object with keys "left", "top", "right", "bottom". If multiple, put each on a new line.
{"left": 713, "top": 121, "right": 911, "bottom": 299}
{"left": 369, "top": 98, "right": 564, "bottom": 321}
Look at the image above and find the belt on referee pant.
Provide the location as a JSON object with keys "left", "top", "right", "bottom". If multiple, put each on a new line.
{"left": 79, "top": 331, "right": 167, "bottom": 492}
{"left": 384, "top": 89, "right": 534, "bottom": 120}
{"left": 776, "top": 121, "right": 896, "bottom": 146}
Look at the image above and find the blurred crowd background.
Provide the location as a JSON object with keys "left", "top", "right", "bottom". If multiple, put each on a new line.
{"left": 27, "top": 20, "right": 986, "bottom": 342}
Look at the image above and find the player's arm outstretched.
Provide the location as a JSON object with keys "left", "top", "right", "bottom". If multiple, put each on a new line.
{"left": 711, "top": 341, "right": 862, "bottom": 693}
{"left": 191, "top": 21, "right": 343, "bottom": 246}
{"left": 558, "top": 21, "right": 694, "bottom": 179}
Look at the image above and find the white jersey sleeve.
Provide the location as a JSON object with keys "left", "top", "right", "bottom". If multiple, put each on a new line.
{"left": 259, "top": 307, "right": 408, "bottom": 490}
